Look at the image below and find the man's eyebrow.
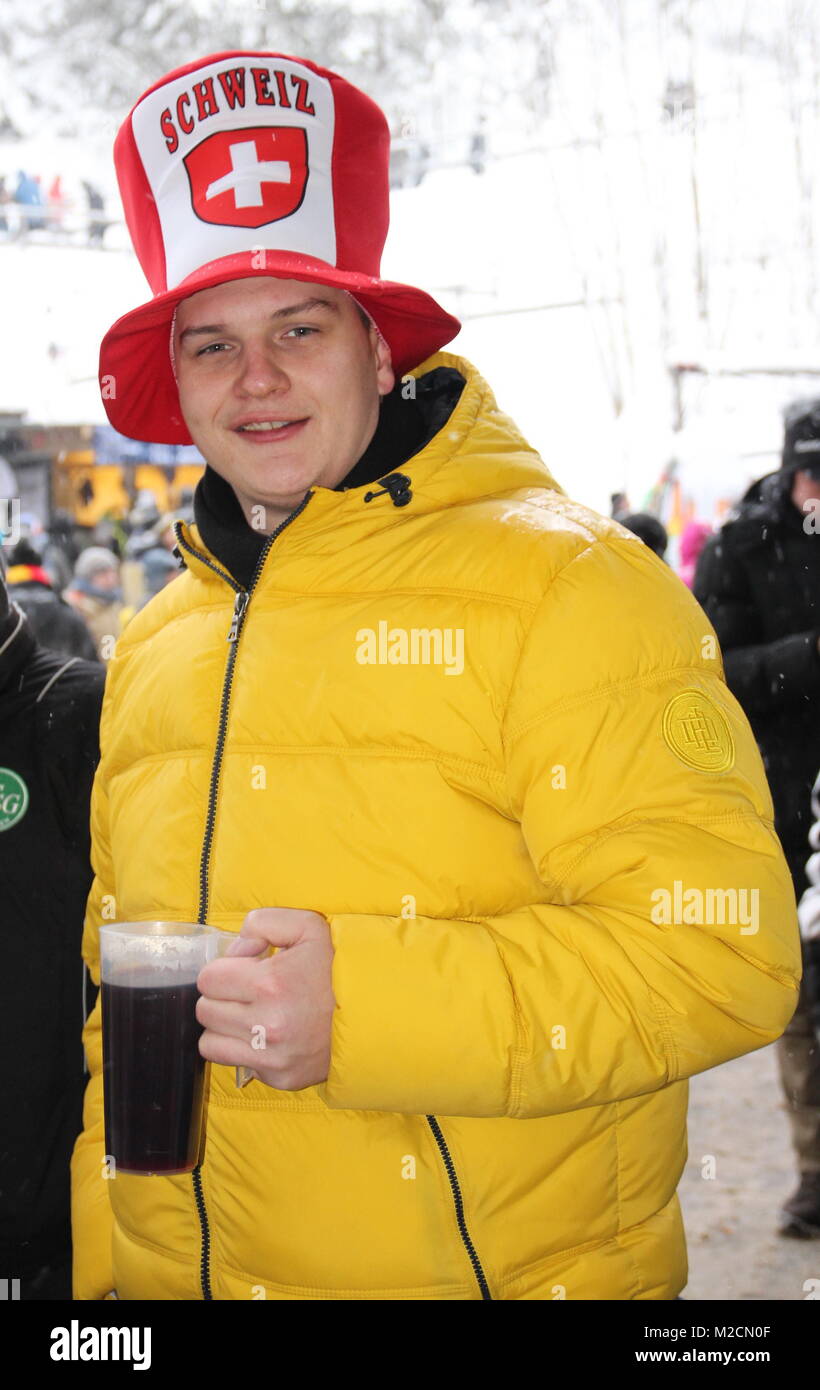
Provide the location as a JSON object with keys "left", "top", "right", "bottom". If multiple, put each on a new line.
{"left": 179, "top": 298, "right": 340, "bottom": 341}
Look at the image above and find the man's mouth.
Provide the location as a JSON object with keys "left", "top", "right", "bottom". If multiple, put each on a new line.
{"left": 234, "top": 418, "right": 308, "bottom": 440}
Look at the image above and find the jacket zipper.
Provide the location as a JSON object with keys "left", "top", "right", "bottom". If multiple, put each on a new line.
{"left": 175, "top": 493, "right": 491, "bottom": 1302}
{"left": 172, "top": 495, "right": 313, "bottom": 1300}
{"left": 426, "top": 1116, "right": 493, "bottom": 1300}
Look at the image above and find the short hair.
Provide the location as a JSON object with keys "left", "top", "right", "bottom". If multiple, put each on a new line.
{"left": 620, "top": 512, "right": 668, "bottom": 558}
{"left": 352, "top": 299, "right": 372, "bottom": 331}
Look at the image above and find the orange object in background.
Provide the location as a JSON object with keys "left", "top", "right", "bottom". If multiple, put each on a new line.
{"left": 55, "top": 454, "right": 202, "bottom": 527}
{"left": 57, "top": 457, "right": 131, "bottom": 527}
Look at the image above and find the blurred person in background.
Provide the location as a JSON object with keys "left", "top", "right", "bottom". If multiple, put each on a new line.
{"left": 469, "top": 116, "right": 487, "bottom": 175}
{"left": 619, "top": 511, "right": 668, "bottom": 560}
{"left": 47, "top": 174, "right": 68, "bottom": 232}
{"left": 63, "top": 546, "right": 123, "bottom": 660}
{"left": 91, "top": 514, "right": 127, "bottom": 561}
{"left": 0, "top": 574, "right": 104, "bottom": 1297}
{"left": 694, "top": 397, "right": 820, "bottom": 1238}
{"left": 123, "top": 494, "right": 162, "bottom": 561}
{"left": 13, "top": 169, "right": 46, "bottom": 233}
{"left": 81, "top": 180, "right": 108, "bottom": 247}
{"left": 40, "top": 510, "right": 81, "bottom": 594}
{"left": 677, "top": 520, "right": 712, "bottom": 590}
{"left": 5, "top": 539, "right": 98, "bottom": 662}
{"left": 119, "top": 545, "right": 180, "bottom": 629}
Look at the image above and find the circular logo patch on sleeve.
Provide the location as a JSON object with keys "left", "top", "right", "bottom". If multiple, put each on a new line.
{"left": 0, "top": 768, "right": 30, "bottom": 831}
{"left": 662, "top": 691, "right": 735, "bottom": 773}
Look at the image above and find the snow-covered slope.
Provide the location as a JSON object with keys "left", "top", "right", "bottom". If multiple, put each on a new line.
{"left": 2, "top": 136, "right": 817, "bottom": 520}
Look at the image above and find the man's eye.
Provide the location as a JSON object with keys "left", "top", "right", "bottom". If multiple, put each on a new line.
{"left": 284, "top": 325, "right": 318, "bottom": 339}
{"left": 196, "top": 342, "right": 229, "bottom": 356}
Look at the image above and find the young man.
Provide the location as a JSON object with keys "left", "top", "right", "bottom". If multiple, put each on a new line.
{"left": 72, "top": 50, "right": 800, "bottom": 1301}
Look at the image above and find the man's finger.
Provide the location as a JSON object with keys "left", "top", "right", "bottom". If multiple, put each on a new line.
{"left": 224, "top": 934, "right": 268, "bottom": 959}
{"left": 238, "top": 907, "right": 316, "bottom": 950}
{"left": 196, "top": 995, "right": 270, "bottom": 1042}
{"left": 199, "top": 1028, "right": 274, "bottom": 1070}
{"left": 197, "top": 955, "right": 269, "bottom": 1002}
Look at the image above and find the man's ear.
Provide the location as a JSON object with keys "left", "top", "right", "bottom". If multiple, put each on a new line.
{"left": 370, "top": 322, "right": 395, "bottom": 396}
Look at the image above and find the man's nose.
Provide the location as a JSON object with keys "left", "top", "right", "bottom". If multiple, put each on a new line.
{"left": 236, "top": 343, "right": 290, "bottom": 396}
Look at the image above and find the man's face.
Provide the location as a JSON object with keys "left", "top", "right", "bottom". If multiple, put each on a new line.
{"left": 790, "top": 466, "right": 820, "bottom": 512}
{"left": 92, "top": 566, "right": 120, "bottom": 593}
{"left": 174, "top": 277, "right": 395, "bottom": 529}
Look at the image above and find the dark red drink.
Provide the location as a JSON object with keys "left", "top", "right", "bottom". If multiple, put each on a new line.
{"left": 102, "top": 979, "right": 206, "bottom": 1175}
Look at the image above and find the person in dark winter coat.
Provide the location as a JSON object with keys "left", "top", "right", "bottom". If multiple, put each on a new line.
{"left": 0, "top": 577, "right": 105, "bottom": 1297}
{"left": 694, "top": 397, "right": 820, "bottom": 1237}
{"left": 5, "top": 540, "right": 99, "bottom": 663}
{"left": 620, "top": 511, "right": 668, "bottom": 559}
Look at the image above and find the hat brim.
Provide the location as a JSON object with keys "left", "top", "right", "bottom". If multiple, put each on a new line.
{"left": 99, "top": 251, "right": 461, "bottom": 444}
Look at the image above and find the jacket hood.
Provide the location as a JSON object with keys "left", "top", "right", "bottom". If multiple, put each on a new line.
{"left": 726, "top": 468, "right": 799, "bottom": 528}
{"left": 175, "top": 352, "right": 565, "bottom": 586}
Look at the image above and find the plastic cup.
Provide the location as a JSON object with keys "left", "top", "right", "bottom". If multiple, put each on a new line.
{"left": 100, "top": 921, "right": 232, "bottom": 1176}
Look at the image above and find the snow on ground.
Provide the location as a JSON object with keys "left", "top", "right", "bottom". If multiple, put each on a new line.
{"left": 679, "top": 1044, "right": 819, "bottom": 1302}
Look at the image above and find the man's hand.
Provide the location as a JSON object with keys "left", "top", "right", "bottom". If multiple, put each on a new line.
{"left": 196, "top": 908, "right": 336, "bottom": 1090}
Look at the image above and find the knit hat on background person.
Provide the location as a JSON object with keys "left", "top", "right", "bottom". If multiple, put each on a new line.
{"left": 99, "top": 51, "right": 461, "bottom": 444}
{"left": 72, "top": 547, "right": 120, "bottom": 582}
{"left": 782, "top": 397, "right": 820, "bottom": 476}
{"left": 4, "top": 538, "right": 53, "bottom": 589}
{"left": 142, "top": 546, "right": 179, "bottom": 595}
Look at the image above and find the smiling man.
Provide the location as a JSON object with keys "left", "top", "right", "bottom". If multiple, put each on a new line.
{"left": 173, "top": 280, "right": 393, "bottom": 528}
{"left": 71, "top": 50, "right": 801, "bottom": 1303}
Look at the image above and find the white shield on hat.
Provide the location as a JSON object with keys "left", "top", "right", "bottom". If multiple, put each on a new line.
{"left": 131, "top": 54, "right": 337, "bottom": 288}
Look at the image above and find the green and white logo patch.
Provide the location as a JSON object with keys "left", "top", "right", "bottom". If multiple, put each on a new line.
{"left": 0, "top": 768, "right": 29, "bottom": 831}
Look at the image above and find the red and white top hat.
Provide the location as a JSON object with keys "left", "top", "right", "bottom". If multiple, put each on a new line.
{"left": 99, "top": 51, "right": 461, "bottom": 443}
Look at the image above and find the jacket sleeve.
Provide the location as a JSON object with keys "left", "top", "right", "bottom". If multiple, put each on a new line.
{"left": 693, "top": 532, "right": 820, "bottom": 716}
{"left": 317, "top": 536, "right": 801, "bottom": 1119}
{"left": 70, "top": 740, "right": 115, "bottom": 1299}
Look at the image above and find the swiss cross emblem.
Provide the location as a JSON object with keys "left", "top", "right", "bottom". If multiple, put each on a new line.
{"left": 183, "top": 127, "right": 309, "bottom": 228}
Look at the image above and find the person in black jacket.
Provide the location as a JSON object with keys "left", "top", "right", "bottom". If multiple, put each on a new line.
{"left": 0, "top": 575, "right": 105, "bottom": 1296}
{"left": 694, "top": 397, "right": 820, "bottom": 1238}
{"left": 4, "top": 539, "right": 98, "bottom": 663}
{"left": 619, "top": 511, "right": 669, "bottom": 559}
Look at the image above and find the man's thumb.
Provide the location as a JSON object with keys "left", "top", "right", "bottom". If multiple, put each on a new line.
{"left": 231, "top": 906, "right": 305, "bottom": 954}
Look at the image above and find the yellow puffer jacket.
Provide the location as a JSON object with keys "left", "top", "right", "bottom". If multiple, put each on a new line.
{"left": 72, "top": 352, "right": 801, "bottom": 1301}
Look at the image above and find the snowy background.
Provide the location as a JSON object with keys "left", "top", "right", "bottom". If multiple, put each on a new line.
{"left": 3, "top": 0, "right": 820, "bottom": 522}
